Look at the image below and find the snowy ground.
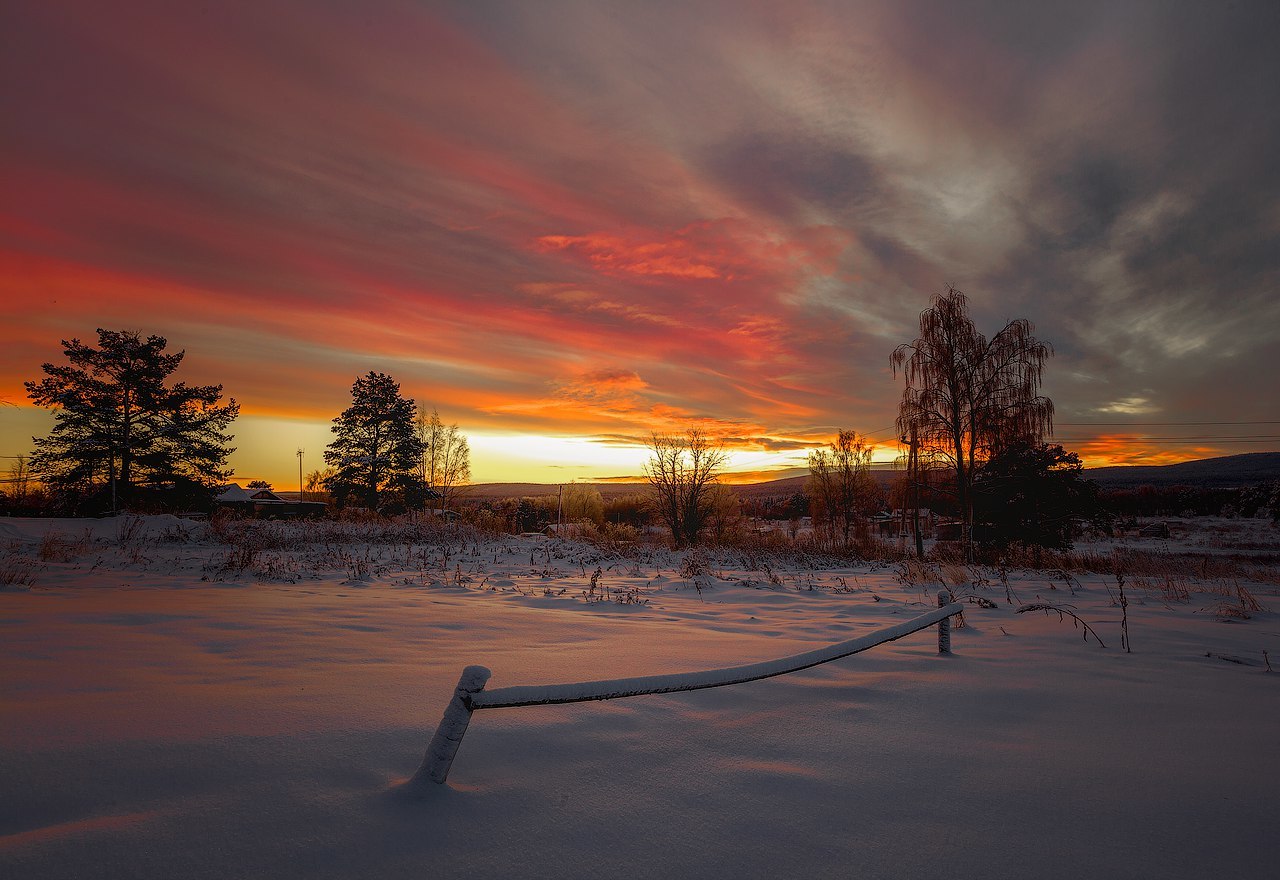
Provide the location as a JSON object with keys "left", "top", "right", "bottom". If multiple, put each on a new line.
{"left": 2, "top": 516, "right": 1278, "bottom": 879}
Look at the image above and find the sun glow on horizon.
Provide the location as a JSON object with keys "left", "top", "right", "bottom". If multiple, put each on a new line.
{"left": 1066, "top": 434, "right": 1227, "bottom": 469}
{"left": 0, "top": 402, "right": 1255, "bottom": 491}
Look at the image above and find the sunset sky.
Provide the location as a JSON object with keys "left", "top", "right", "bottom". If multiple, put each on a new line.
{"left": 3, "top": 0, "right": 1278, "bottom": 488}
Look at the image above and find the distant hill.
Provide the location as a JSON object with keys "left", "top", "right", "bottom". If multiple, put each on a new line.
{"left": 1084, "top": 452, "right": 1280, "bottom": 488}
{"left": 464, "top": 470, "right": 883, "bottom": 503}
{"left": 729, "top": 475, "right": 808, "bottom": 502}
{"left": 463, "top": 482, "right": 647, "bottom": 500}
{"left": 460, "top": 453, "right": 1280, "bottom": 501}
{"left": 728, "top": 453, "right": 1280, "bottom": 497}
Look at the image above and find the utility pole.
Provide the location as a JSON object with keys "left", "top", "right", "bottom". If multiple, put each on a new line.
{"left": 297, "top": 449, "right": 304, "bottom": 502}
{"left": 909, "top": 422, "right": 923, "bottom": 560}
{"left": 898, "top": 442, "right": 908, "bottom": 553}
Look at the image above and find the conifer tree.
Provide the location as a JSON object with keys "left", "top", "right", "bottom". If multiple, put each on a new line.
{"left": 323, "top": 372, "right": 424, "bottom": 510}
{"left": 25, "top": 329, "right": 238, "bottom": 504}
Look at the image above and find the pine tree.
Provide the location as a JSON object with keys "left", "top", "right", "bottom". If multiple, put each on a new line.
{"left": 323, "top": 372, "right": 425, "bottom": 510}
{"left": 25, "top": 329, "right": 238, "bottom": 505}
{"left": 974, "top": 442, "right": 1105, "bottom": 555}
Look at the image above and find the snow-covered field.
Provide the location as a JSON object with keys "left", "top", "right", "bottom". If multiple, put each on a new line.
{"left": 3, "top": 516, "right": 1278, "bottom": 879}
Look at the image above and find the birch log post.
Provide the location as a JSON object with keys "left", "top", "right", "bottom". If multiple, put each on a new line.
{"left": 411, "top": 664, "right": 491, "bottom": 786}
{"left": 938, "top": 590, "right": 953, "bottom": 654}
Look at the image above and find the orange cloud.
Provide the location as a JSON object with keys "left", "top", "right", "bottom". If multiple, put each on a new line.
{"left": 522, "top": 283, "right": 684, "bottom": 329}
{"left": 1068, "top": 435, "right": 1224, "bottom": 467}
{"left": 537, "top": 232, "right": 724, "bottom": 280}
{"left": 535, "top": 219, "right": 850, "bottom": 283}
{"left": 487, "top": 366, "right": 688, "bottom": 432}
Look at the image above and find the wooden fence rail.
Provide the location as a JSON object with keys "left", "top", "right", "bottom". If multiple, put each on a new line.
{"left": 414, "top": 592, "right": 961, "bottom": 785}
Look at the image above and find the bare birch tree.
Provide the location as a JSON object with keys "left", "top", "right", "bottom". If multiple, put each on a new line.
{"left": 305, "top": 467, "right": 335, "bottom": 505}
{"left": 890, "top": 286, "right": 1054, "bottom": 558}
{"left": 807, "top": 430, "right": 878, "bottom": 551}
{"left": 6, "top": 454, "right": 32, "bottom": 507}
{"left": 644, "top": 428, "right": 727, "bottom": 547}
{"left": 417, "top": 408, "right": 471, "bottom": 512}
{"left": 561, "top": 482, "right": 604, "bottom": 526}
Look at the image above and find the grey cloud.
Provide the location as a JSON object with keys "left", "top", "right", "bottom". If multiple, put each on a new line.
{"left": 699, "top": 133, "right": 884, "bottom": 221}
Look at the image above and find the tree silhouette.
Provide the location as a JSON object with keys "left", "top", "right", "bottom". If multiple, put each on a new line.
{"left": 890, "top": 287, "right": 1053, "bottom": 557}
{"left": 644, "top": 429, "right": 727, "bottom": 547}
{"left": 416, "top": 407, "right": 470, "bottom": 511}
{"left": 305, "top": 467, "right": 335, "bottom": 503}
{"left": 5, "top": 454, "right": 33, "bottom": 508}
{"left": 25, "top": 329, "right": 238, "bottom": 505}
{"left": 808, "top": 430, "right": 879, "bottom": 551}
{"left": 323, "top": 372, "right": 424, "bottom": 510}
{"left": 974, "top": 442, "right": 1105, "bottom": 557}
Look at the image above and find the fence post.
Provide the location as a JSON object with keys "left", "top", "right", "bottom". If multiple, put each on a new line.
{"left": 937, "top": 590, "right": 952, "bottom": 654}
{"left": 411, "top": 664, "right": 492, "bottom": 786}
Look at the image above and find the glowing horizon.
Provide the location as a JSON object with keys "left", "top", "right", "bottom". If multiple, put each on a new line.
{"left": 1, "top": 401, "right": 1249, "bottom": 492}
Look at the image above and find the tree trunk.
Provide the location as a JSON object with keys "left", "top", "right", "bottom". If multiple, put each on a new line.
{"left": 120, "top": 386, "right": 132, "bottom": 500}
{"left": 910, "top": 423, "right": 924, "bottom": 559}
{"left": 953, "top": 428, "right": 970, "bottom": 562}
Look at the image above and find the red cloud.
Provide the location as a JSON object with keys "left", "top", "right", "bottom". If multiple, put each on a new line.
{"left": 535, "top": 219, "right": 849, "bottom": 282}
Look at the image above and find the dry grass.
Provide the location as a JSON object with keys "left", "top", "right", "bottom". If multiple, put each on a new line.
{"left": 37, "top": 530, "right": 92, "bottom": 563}
{"left": 895, "top": 558, "right": 939, "bottom": 589}
{"left": 1051, "top": 547, "right": 1280, "bottom": 587}
{"left": 572, "top": 521, "right": 643, "bottom": 552}
{"left": 1017, "top": 601, "right": 1108, "bottom": 648}
{"left": 679, "top": 549, "right": 711, "bottom": 579}
{"left": 1185, "top": 518, "right": 1280, "bottom": 551}
{"left": 1131, "top": 574, "right": 1192, "bottom": 604}
{"left": 0, "top": 551, "right": 41, "bottom": 588}
{"left": 209, "top": 513, "right": 496, "bottom": 551}
{"left": 116, "top": 514, "right": 147, "bottom": 545}
{"left": 1203, "top": 579, "right": 1266, "bottom": 613}
{"left": 1204, "top": 602, "right": 1253, "bottom": 621}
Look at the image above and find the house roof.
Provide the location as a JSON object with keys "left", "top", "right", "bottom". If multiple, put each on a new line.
{"left": 216, "top": 483, "right": 283, "bottom": 502}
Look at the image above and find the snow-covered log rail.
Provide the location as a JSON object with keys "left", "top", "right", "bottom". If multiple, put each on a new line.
{"left": 414, "top": 595, "right": 963, "bottom": 785}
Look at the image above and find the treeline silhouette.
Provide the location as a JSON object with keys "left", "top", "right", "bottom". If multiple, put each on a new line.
{"left": 1102, "top": 482, "right": 1279, "bottom": 520}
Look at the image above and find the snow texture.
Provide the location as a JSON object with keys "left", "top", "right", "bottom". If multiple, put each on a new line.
{"left": 2, "top": 515, "right": 1278, "bottom": 879}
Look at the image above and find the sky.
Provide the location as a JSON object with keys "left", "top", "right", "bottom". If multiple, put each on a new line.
{"left": 2, "top": 0, "right": 1278, "bottom": 488}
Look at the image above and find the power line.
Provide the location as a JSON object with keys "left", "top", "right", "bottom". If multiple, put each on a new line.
{"left": 1056, "top": 420, "right": 1280, "bottom": 426}
{"left": 1055, "top": 438, "right": 1280, "bottom": 445}
{"left": 869, "top": 420, "right": 1280, "bottom": 440}
{"left": 1054, "top": 437, "right": 1280, "bottom": 442}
